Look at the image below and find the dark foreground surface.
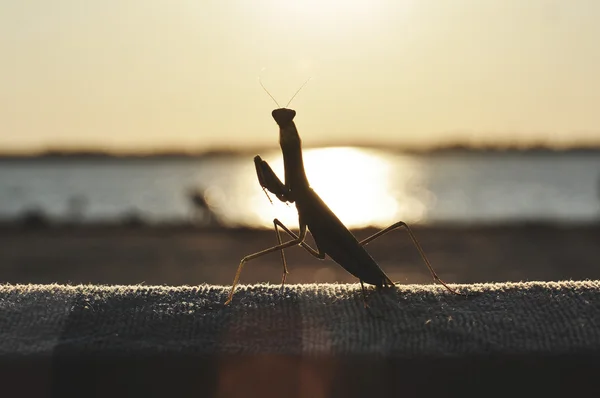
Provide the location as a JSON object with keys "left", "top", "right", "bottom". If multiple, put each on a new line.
{"left": 1, "top": 223, "right": 600, "bottom": 286}
{"left": 1, "top": 282, "right": 600, "bottom": 397}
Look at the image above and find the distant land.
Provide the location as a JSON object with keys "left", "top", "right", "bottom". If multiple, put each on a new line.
{"left": 1, "top": 143, "right": 600, "bottom": 161}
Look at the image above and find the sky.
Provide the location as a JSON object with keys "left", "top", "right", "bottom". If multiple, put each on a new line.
{"left": 1, "top": 0, "right": 600, "bottom": 153}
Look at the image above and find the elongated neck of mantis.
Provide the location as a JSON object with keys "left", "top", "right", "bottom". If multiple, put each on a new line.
{"left": 279, "top": 121, "right": 309, "bottom": 193}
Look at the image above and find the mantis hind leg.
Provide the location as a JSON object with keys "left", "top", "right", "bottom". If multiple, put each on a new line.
{"left": 360, "top": 280, "right": 394, "bottom": 319}
{"left": 358, "top": 221, "right": 465, "bottom": 296}
{"left": 360, "top": 281, "right": 370, "bottom": 308}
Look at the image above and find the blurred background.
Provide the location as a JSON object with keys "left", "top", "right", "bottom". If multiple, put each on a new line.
{"left": 1, "top": 1, "right": 599, "bottom": 287}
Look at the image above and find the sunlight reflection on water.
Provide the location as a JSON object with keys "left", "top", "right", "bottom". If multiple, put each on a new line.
{"left": 2, "top": 149, "right": 599, "bottom": 225}
{"left": 223, "top": 147, "right": 430, "bottom": 229}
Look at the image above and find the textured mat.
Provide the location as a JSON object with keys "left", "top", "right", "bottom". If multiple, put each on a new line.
{"left": 1, "top": 281, "right": 600, "bottom": 397}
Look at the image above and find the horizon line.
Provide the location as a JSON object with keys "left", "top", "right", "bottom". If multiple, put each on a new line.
{"left": 2, "top": 142, "right": 600, "bottom": 159}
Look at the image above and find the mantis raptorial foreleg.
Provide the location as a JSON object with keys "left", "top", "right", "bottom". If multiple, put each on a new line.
{"left": 358, "top": 221, "right": 465, "bottom": 296}
{"left": 254, "top": 155, "right": 291, "bottom": 204}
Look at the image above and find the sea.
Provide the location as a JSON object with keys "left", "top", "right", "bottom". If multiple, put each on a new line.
{"left": 1, "top": 147, "right": 599, "bottom": 228}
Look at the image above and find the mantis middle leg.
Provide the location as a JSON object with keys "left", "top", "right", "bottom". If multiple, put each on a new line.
{"left": 273, "top": 218, "right": 325, "bottom": 291}
{"left": 225, "top": 222, "right": 311, "bottom": 305}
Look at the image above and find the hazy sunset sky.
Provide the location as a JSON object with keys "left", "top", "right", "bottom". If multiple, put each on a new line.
{"left": 1, "top": 1, "right": 600, "bottom": 152}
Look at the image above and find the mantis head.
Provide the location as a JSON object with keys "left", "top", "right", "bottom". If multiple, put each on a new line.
{"left": 258, "top": 76, "right": 309, "bottom": 128}
{"left": 272, "top": 108, "right": 296, "bottom": 128}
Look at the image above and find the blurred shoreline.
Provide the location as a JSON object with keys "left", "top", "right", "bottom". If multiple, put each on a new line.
{"left": 1, "top": 144, "right": 600, "bottom": 161}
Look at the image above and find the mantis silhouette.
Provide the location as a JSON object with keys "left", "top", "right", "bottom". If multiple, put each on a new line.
{"left": 225, "top": 82, "right": 463, "bottom": 305}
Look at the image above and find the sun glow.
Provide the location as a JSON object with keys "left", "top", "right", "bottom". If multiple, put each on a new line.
{"left": 302, "top": 147, "right": 397, "bottom": 226}
{"left": 265, "top": 0, "right": 385, "bottom": 37}
{"left": 231, "top": 147, "right": 428, "bottom": 229}
{"left": 275, "top": 0, "right": 376, "bottom": 18}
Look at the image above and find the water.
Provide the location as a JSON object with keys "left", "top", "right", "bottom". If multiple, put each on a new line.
{"left": 1, "top": 148, "right": 599, "bottom": 227}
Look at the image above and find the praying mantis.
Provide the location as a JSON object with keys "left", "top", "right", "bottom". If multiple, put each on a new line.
{"left": 224, "top": 82, "right": 463, "bottom": 305}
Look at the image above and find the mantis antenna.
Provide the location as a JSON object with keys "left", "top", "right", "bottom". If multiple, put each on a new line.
{"left": 258, "top": 76, "right": 312, "bottom": 109}
{"left": 285, "top": 77, "right": 311, "bottom": 108}
{"left": 259, "top": 77, "right": 280, "bottom": 108}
